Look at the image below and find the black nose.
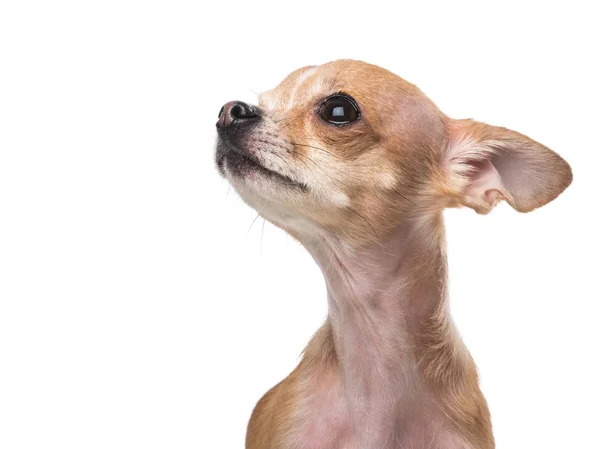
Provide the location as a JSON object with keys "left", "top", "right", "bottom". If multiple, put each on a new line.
{"left": 217, "top": 101, "right": 259, "bottom": 128}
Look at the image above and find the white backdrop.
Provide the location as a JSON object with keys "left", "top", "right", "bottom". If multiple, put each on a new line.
{"left": 1, "top": 1, "right": 598, "bottom": 448}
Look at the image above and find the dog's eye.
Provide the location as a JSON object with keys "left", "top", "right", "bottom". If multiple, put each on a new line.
{"left": 319, "top": 95, "right": 360, "bottom": 125}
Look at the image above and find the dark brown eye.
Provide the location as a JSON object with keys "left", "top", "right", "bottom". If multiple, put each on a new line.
{"left": 319, "top": 95, "right": 360, "bottom": 125}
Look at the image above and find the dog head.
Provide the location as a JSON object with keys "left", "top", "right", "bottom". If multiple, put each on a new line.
{"left": 215, "top": 60, "right": 572, "bottom": 246}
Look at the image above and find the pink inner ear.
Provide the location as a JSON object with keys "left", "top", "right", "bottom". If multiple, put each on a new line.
{"left": 463, "top": 159, "right": 510, "bottom": 213}
{"left": 446, "top": 119, "right": 572, "bottom": 212}
{"left": 491, "top": 151, "right": 534, "bottom": 204}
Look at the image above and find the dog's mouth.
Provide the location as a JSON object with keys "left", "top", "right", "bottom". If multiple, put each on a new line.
{"left": 216, "top": 141, "right": 308, "bottom": 191}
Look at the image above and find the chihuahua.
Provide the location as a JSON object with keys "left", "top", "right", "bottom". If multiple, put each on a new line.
{"left": 215, "top": 60, "right": 572, "bottom": 449}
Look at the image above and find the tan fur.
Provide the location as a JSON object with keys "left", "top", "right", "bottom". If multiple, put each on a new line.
{"left": 246, "top": 324, "right": 341, "bottom": 449}
{"left": 216, "top": 60, "right": 572, "bottom": 448}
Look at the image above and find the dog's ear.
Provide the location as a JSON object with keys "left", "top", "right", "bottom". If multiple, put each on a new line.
{"left": 441, "top": 119, "right": 572, "bottom": 214}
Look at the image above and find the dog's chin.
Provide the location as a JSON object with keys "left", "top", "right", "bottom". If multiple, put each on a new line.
{"left": 216, "top": 141, "right": 308, "bottom": 194}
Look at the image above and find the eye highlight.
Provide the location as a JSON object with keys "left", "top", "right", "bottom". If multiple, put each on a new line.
{"left": 319, "top": 94, "right": 360, "bottom": 126}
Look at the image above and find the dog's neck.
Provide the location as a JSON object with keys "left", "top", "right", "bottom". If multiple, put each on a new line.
{"left": 305, "top": 213, "right": 447, "bottom": 366}
{"left": 301, "top": 213, "right": 451, "bottom": 441}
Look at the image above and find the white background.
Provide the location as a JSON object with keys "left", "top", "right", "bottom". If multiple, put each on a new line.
{"left": 1, "top": 1, "right": 598, "bottom": 448}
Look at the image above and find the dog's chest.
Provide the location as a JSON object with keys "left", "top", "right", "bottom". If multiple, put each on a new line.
{"left": 285, "top": 373, "right": 469, "bottom": 449}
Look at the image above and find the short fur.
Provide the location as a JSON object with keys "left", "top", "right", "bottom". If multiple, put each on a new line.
{"left": 215, "top": 60, "right": 572, "bottom": 449}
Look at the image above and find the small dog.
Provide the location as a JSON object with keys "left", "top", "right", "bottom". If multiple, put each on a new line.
{"left": 215, "top": 60, "right": 572, "bottom": 449}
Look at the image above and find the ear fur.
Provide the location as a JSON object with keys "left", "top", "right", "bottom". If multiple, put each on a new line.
{"left": 442, "top": 119, "right": 572, "bottom": 214}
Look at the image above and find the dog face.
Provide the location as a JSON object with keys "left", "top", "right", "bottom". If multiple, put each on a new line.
{"left": 216, "top": 60, "right": 572, "bottom": 246}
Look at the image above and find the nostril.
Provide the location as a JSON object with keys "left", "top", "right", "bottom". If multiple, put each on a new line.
{"left": 230, "top": 104, "right": 244, "bottom": 119}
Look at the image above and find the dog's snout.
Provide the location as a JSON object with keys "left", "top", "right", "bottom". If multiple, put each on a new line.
{"left": 217, "top": 101, "right": 259, "bottom": 128}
